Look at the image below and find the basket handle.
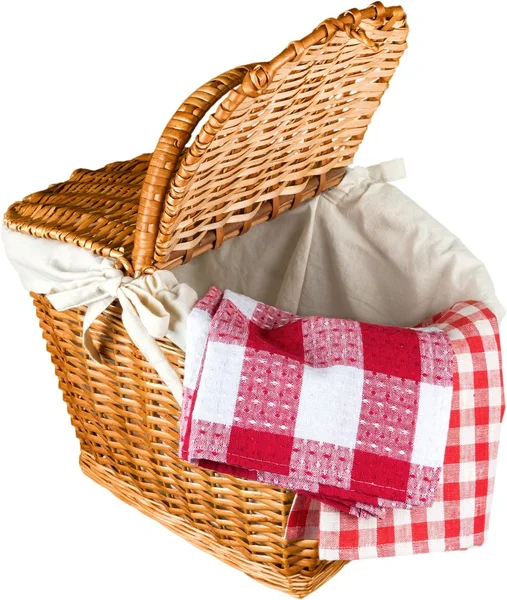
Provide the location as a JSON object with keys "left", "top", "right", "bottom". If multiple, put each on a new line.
{"left": 132, "top": 65, "right": 252, "bottom": 275}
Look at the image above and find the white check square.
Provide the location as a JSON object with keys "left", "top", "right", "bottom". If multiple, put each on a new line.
{"left": 320, "top": 509, "right": 340, "bottom": 532}
{"left": 475, "top": 319, "right": 495, "bottom": 337}
{"left": 294, "top": 364, "right": 363, "bottom": 447}
{"left": 357, "top": 545, "right": 378, "bottom": 558}
{"left": 456, "top": 353, "right": 473, "bottom": 374}
{"left": 411, "top": 382, "right": 453, "bottom": 467}
{"left": 192, "top": 341, "right": 246, "bottom": 426}
{"left": 460, "top": 497, "right": 476, "bottom": 519}
{"left": 459, "top": 426, "right": 476, "bottom": 445}
{"left": 485, "top": 351, "right": 500, "bottom": 371}
{"left": 393, "top": 542, "right": 414, "bottom": 555}
{"left": 184, "top": 308, "right": 212, "bottom": 390}
{"left": 223, "top": 290, "right": 258, "bottom": 319}
{"left": 458, "top": 304, "right": 481, "bottom": 317}
{"left": 427, "top": 537, "right": 446, "bottom": 553}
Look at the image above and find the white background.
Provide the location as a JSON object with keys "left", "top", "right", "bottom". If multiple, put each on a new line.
{"left": 1, "top": 1, "right": 506, "bottom": 599}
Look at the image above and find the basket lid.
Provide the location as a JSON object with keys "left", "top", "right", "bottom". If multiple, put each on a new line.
{"left": 4, "top": 3, "right": 408, "bottom": 275}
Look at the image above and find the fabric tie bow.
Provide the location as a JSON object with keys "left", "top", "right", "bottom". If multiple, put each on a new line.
{"left": 2, "top": 227, "right": 198, "bottom": 405}
{"left": 46, "top": 261, "right": 197, "bottom": 404}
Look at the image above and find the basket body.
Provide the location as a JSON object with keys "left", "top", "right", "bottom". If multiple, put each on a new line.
{"left": 32, "top": 292, "right": 346, "bottom": 597}
{"left": 4, "top": 5, "right": 409, "bottom": 596}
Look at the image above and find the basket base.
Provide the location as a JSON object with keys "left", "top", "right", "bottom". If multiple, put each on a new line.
{"left": 80, "top": 451, "right": 347, "bottom": 598}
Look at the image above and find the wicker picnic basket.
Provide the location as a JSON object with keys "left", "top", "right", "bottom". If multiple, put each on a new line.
{"left": 4, "top": 4, "right": 408, "bottom": 597}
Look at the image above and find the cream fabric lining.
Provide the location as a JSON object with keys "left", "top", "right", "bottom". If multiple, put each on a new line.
{"left": 174, "top": 159, "right": 504, "bottom": 326}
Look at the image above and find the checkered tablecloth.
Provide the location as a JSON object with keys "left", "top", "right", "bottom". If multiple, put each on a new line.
{"left": 180, "top": 287, "right": 455, "bottom": 517}
{"left": 285, "top": 301, "right": 504, "bottom": 559}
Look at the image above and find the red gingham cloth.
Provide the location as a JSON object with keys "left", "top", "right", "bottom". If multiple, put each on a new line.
{"left": 285, "top": 300, "right": 505, "bottom": 559}
{"left": 179, "top": 288, "right": 454, "bottom": 517}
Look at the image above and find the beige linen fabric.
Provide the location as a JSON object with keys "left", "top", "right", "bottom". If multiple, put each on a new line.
{"left": 174, "top": 159, "right": 504, "bottom": 325}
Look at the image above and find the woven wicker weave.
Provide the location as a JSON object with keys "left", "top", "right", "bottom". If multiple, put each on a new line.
{"left": 4, "top": 4, "right": 408, "bottom": 597}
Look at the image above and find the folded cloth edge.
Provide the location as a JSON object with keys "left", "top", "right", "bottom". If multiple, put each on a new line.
{"left": 181, "top": 286, "right": 455, "bottom": 517}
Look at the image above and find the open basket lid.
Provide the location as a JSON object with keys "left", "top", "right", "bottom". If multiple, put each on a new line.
{"left": 3, "top": 3, "right": 408, "bottom": 276}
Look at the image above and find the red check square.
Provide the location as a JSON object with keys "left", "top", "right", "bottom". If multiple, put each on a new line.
{"left": 227, "top": 427, "right": 293, "bottom": 475}
{"left": 475, "top": 479, "right": 488, "bottom": 497}
{"left": 475, "top": 442, "right": 489, "bottom": 461}
{"left": 360, "top": 321, "right": 421, "bottom": 381}
{"left": 248, "top": 319, "right": 305, "bottom": 361}
{"left": 351, "top": 450, "right": 411, "bottom": 502}
{"left": 411, "top": 521, "right": 429, "bottom": 542}
{"left": 475, "top": 407, "right": 490, "bottom": 425}
{"left": 377, "top": 526, "right": 395, "bottom": 546}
